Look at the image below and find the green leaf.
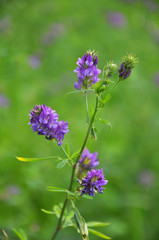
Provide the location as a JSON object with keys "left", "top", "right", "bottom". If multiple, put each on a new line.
{"left": 66, "top": 210, "right": 74, "bottom": 220}
{"left": 41, "top": 209, "right": 55, "bottom": 215}
{"left": 47, "top": 187, "right": 77, "bottom": 199}
{"left": 12, "top": 228, "right": 28, "bottom": 240}
{"left": 91, "top": 127, "right": 97, "bottom": 141}
{"left": 104, "top": 93, "right": 111, "bottom": 103}
{"left": 87, "top": 222, "right": 110, "bottom": 227}
{"left": 66, "top": 89, "right": 94, "bottom": 95}
{"left": 65, "top": 143, "right": 70, "bottom": 157}
{"left": 67, "top": 190, "right": 77, "bottom": 196}
{"left": 63, "top": 210, "right": 75, "bottom": 228}
{"left": 81, "top": 194, "right": 93, "bottom": 200}
{"left": 16, "top": 156, "right": 58, "bottom": 162}
{"left": 71, "top": 201, "right": 89, "bottom": 239}
{"left": 57, "top": 159, "right": 67, "bottom": 169}
{"left": 47, "top": 186, "right": 67, "bottom": 193}
{"left": 71, "top": 150, "right": 80, "bottom": 159}
{"left": 63, "top": 221, "right": 75, "bottom": 228}
{"left": 88, "top": 228, "right": 111, "bottom": 239}
{"left": 53, "top": 205, "right": 61, "bottom": 218}
{"left": 97, "top": 119, "right": 112, "bottom": 130}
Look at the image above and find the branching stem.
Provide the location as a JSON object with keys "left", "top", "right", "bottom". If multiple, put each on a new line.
{"left": 51, "top": 97, "right": 99, "bottom": 240}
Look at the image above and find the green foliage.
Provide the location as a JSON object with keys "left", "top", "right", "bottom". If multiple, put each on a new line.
{"left": 16, "top": 156, "right": 58, "bottom": 162}
{"left": 98, "top": 94, "right": 111, "bottom": 109}
{"left": 47, "top": 186, "right": 68, "bottom": 193}
{"left": 62, "top": 210, "right": 75, "bottom": 228}
{"left": 88, "top": 228, "right": 111, "bottom": 239}
{"left": 97, "top": 118, "right": 112, "bottom": 130}
{"left": 71, "top": 201, "right": 89, "bottom": 240}
{"left": 56, "top": 159, "right": 67, "bottom": 169}
{"left": 41, "top": 209, "right": 55, "bottom": 215}
{"left": 87, "top": 222, "right": 110, "bottom": 227}
{"left": 12, "top": 229, "right": 28, "bottom": 240}
{"left": 65, "top": 143, "right": 71, "bottom": 158}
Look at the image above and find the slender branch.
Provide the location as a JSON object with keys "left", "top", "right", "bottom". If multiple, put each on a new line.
{"left": 60, "top": 145, "right": 69, "bottom": 159}
{"left": 107, "top": 80, "right": 120, "bottom": 94}
{"left": 51, "top": 97, "right": 99, "bottom": 240}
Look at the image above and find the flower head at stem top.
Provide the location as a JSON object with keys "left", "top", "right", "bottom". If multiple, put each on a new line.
{"left": 77, "top": 168, "right": 108, "bottom": 196}
{"left": 28, "top": 104, "right": 69, "bottom": 145}
{"left": 74, "top": 50, "right": 101, "bottom": 90}
{"left": 119, "top": 53, "right": 138, "bottom": 80}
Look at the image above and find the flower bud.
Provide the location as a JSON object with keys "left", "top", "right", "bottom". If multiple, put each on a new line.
{"left": 103, "top": 61, "right": 117, "bottom": 80}
{"left": 119, "top": 53, "right": 138, "bottom": 80}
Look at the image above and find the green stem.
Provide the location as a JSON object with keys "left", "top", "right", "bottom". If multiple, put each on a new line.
{"left": 107, "top": 80, "right": 120, "bottom": 94}
{"left": 51, "top": 97, "right": 99, "bottom": 240}
{"left": 60, "top": 145, "right": 69, "bottom": 159}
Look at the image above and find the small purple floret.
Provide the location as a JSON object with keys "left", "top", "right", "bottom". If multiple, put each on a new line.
{"left": 29, "top": 104, "right": 69, "bottom": 145}
{"left": 78, "top": 148, "right": 99, "bottom": 171}
{"left": 79, "top": 168, "right": 108, "bottom": 196}
{"left": 119, "top": 62, "right": 132, "bottom": 80}
{"left": 74, "top": 52, "right": 101, "bottom": 89}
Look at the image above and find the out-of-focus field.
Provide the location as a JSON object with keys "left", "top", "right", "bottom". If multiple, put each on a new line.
{"left": 0, "top": 0, "right": 159, "bottom": 239}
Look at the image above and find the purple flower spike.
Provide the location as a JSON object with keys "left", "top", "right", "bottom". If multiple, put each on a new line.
{"left": 79, "top": 168, "right": 108, "bottom": 196}
{"left": 119, "top": 62, "right": 132, "bottom": 80}
{"left": 74, "top": 50, "right": 101, "bottom": 90}
{"left": 118, "top": 54, "right": 138, "bottom": 81}
{"left": 78, "top": 148, "right": 99, "bottom": 171}
{"left": 29, "top": 104, "right": 69, "bottom": 145}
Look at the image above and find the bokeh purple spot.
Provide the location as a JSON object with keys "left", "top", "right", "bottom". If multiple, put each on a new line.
{"left": 0, "top": 17, "right": 10, "bottom": 33}
{"left": 106, "top": 11, "right": 127, "bottom": 28}
{"left": 28, "top": 53, "right": 42, "bottom": 69}
{"left": 41, "top": 22, "right": 65, "bottom": 46}
{"left": 144, "top": 0, "right": 158, "bottom": 12}
{"left": 153, "top": 72, "right": 159, "bottom": 85}
{"left": 138, "top": 169, "right": 155, "bottom": 187}
{"left": 0, "top": 94, "right": 10, "bottom": 107}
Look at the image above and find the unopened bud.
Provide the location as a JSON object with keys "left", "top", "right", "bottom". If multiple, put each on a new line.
{"left": 119, "top": 53, "right": 138, "bottom": 80}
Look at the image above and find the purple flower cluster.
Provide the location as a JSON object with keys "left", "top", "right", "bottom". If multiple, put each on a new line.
{"left": 29, "top": 104, "right": 69, "bottom": 145}
{"left": 74, "top": 51, "right": 101, "bottom": 89}
{"left": 78, "top": 148, "right": 99, "bottom": 171}
{"left": 79, "top": 168, "right": 108, "bottom": 196}
{"left": 119, "top": 62, "right": 132, "bottom": 80}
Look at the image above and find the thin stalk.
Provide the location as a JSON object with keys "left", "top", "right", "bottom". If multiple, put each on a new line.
{"left": 60, "top": 145, "right": 69, "bottom": 159}
{"left": 107, "top": 80, "right": 120, "bottom": 94}
{"left": 51, "top": 97, "right": 99, "bottom": 240}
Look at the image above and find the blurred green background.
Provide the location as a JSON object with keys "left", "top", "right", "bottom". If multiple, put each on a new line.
{"left": 0, "top": 0, "right": 159, "bottom": 239}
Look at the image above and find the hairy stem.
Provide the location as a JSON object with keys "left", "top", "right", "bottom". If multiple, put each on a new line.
{"left": 51, "top": 97, "right": 99, "bottom": 240}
